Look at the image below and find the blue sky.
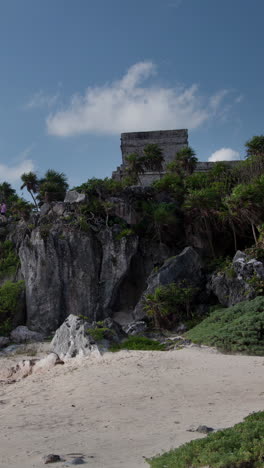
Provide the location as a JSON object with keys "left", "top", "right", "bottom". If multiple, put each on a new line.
{"left": 0, "top": 0, "right": 264, "bottom": 194}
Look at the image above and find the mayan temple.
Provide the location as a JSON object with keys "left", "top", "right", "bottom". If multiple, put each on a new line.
{"left": 112, "top": 129, "right": 239, "bottom": 185}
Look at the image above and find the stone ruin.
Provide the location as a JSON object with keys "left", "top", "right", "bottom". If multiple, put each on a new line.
{"left": 112, "top": 129, "right": 240, "bottom": 185}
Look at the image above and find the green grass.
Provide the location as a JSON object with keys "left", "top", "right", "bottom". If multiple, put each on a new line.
{"left": 186, "top": 296, "right": 264, "bottom": 355}
{"left": 110, "top": 336, "right": 165, "bottom": 352}
{"left": 147, "top": 411, "right": 264, "bottom": 468}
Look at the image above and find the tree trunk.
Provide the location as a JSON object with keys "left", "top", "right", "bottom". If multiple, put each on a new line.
{"left": 251, "top": 222, "right": 258, "bottom": 245}
{"left": 230, "top": 221, "right": 237, "bottom": 252}
{"left": 28, "top": 189, "right": 38, "bottom": 210}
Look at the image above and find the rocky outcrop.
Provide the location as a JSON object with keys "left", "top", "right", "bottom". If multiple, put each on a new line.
{"left": 134, "top": 246, "right": 204, "bottom": 319}
{"left": 10, "top": 326, "right": 44, "bottom": 343}
{"left": 50, "top": 315, "right": 100, "bottom": 360}
{"left": 64, "top": 190, "right": 86, "bottom": 204}
{"left": 0, "top": 337, "right": 10, "bottom": 348}
{"left": 50, "top": 315, "right": 127, "bottom": 359}
{"left": 209, "top": 251, "right": 264, "bottom": 307}
{"left": 123, "top": 321, "right": 147, "bottom": 336}
{"left": 18, "top": 222, "right": 139, "bottom": 334}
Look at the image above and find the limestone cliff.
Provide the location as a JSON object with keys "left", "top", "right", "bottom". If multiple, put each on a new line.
{"left": 11, "top": 201, "right": 174, "bottom": 334}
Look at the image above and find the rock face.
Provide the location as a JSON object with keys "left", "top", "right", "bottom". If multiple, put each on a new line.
{"left": 134, "top": 246, "right": 204, "bottom": 319}
{"left": 50, "top": 314, "right": 99, "bottom": 359}
{"left": 64, "top": 190, "right": 86, "bottom": 204}
{"left": 210, "top": 251, "right": 264, "bottom": 307}
{"left": 19, "top": 224, "right": 139, "bottom": 334}
{"left": 10, "top": 326, "right": 44, "bottom": 343}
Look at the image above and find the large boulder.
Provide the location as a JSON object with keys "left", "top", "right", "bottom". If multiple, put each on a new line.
{"left": 134, "top": 246, "right": 204, "bottom": 320}
{"left": 50, "top": 315, "right": 99, "bottom": 360}
{"left": 0, "top": 336, "right": 10, "bottom": 348}
{"left": 10, "top": 326, "right": 44, "bottom": 343}
{"left": 64, "top": 190, "right": 86, "bottom": 204}
{"left": 123, "top": 321, "right": 147, "bottom": 336}
{"left": 50, "top": 315, "right": 127, "bottom": 359}
{"left": 209, "top": 251, "right": 264, "bottom": 307}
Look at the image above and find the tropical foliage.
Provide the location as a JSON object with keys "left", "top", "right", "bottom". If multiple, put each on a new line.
{"left": 186, "top": 296, "right": 264, "bottom": 355}
{"left": 144, "top": 281, "right": 198, "bottom": 328}
{"left": 148, "top": 411, "right": 264, "bottom": 468}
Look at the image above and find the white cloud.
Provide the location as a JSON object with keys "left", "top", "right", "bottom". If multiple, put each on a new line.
{"left": 46, "top": 61, "right": 230, "bottom": 137}
{"left": 0, "top": 160, "right": 35, "bottom": 184}
{"left": 208, "top": 147, "right": 240, "bottom": 162}
{"left": 26, "top": 90, "right": 59, "bottom": 109}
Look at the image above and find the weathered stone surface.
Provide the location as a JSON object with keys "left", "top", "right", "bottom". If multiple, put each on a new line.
{"left": 0, "top": 336, "right": 10, "bottom": 348}
{"left": 10, "top": 326, "right": 44, "bottom": 343}
{"left": 134, "top": 247, "right": 204, "bottom": 319}
{"left": 50, "top": 314, "right": 100, "bottom": 360}
{"left": 19, "top": 225, "right": 138, "bottom": 334}
{"left": 209, "top": 251, "right": 264, "bottom": 307}
{"left": 123, "top": 321, "right": 147, "bottom": 336}
{"left": 40, "top": 203, "right": 51, "bottom": 217}
{"left": 64, "top": 190, "right": 86, "bottom": 204}
{"left": 233, "top": 250, "right": 264, "bottom": 279}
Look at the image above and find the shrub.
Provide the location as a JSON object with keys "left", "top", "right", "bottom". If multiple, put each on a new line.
{"left": 0, "top": 281, "right": 25, "bottom": 335}
{"left": 87, "top": 327, "right": 113, "bottom": 341}
{"left": 186, "top": 296, "right": 264, "bottom": 355}
{"left": 110, "top": 336, "right": 165, "bottom": 352}
{"left": 0, "top": 240, "right": 20, "bottom": 279}
{"left": 147, "top": 411, "right": 264, "bottom": 468}
{"left": 144, "top": 282, "right": 198, "bottom": 329}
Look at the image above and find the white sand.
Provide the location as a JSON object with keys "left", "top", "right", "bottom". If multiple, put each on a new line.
{"left": 0, "top": 347, "right": 263, "bottom": 468}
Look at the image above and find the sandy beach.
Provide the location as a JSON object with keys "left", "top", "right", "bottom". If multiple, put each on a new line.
{"left": 0, "top": 347, "right": 263, "bottom": 468}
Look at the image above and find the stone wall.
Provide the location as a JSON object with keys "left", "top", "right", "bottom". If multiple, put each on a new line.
{"left": 121, "top": 129, "right": 188, "bottom": 167}
{"left": 112, "top": 129, "right": 241, "bottom": 185}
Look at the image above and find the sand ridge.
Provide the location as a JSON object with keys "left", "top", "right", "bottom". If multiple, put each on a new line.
{"left": 0, "top": 347, "right": 263, "bottom": 468}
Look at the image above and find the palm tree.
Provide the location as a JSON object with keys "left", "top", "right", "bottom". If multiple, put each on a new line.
{"left": 225, "top": 181, "right": 264, "bottom": 246}
{"left": 143, "top": 144, "right": 164, "bottom": 177}
{"left": 245, "top": 135, "right": 264, "bottom": 158}
{"left": 38, "top": 169, "right": 69, "bottom": 202}
{"left": 184, "top": 186, "right": 222, "bottom": 257}
{"left": 20, "top": 172, "right": 39, "bottom": 209}
{"left": 174, "top": 146, "right": 198, "bottom": 175}
{"left": 125, "top": 153, "right": 145, "bottom": 185}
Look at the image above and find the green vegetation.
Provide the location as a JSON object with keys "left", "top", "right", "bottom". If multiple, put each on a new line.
{"left": 0, "top": 240, "right": 20, "bottom": 279}
{"left": 110, "top": 336, "right": 165, "bottom": 352}
{"left": 87, "top": 327, "right": 113, "bottom": 341}
{"left": 20, "top": 171, "right": 39, "bottom": 209}
{"left": 148, "top": 411, "right": 264, "bottom": 468}
{"left": 39, "top": 224, "right": 52, "bottom": 239}
{"left": 186, "top": 296, "right": 264, "bottom": 355}
{"left": 115, "top": 228, "right": 134, "bottom": 240}
{"left": 167, "top": 145, "right": 197, "bottom": 176}
{"left": 38, "top": 169, "right": 69, "bottom": 202}
{"left": 144, "top": 282, "right": 198, "bottom": 329}
{"left": 0, "top": 280, "right": 25, "bottom": 335}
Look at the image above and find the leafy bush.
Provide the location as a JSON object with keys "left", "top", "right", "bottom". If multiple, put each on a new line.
{"left": 152, "top": 174, "right": 184, "bottom": 201}
{"left": 144, "top": 282, "right": 198, "bottom": 329}
{"left": 87, "top": 327, "right": 113, "bottom": 341}
{"left": 148, "top": 411, "right": 264, "bottom": 468}
{"left": 110, "top": 336, "right": 165, "bottom": 352}
{"left": 0, "top": 281, "right": 25, "bottom": 335}
{"left": 0, "top": 240, "right": 20, "bottom": 279}
{"left": 186, "top": 296, "right": 264, "bottom": 355}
